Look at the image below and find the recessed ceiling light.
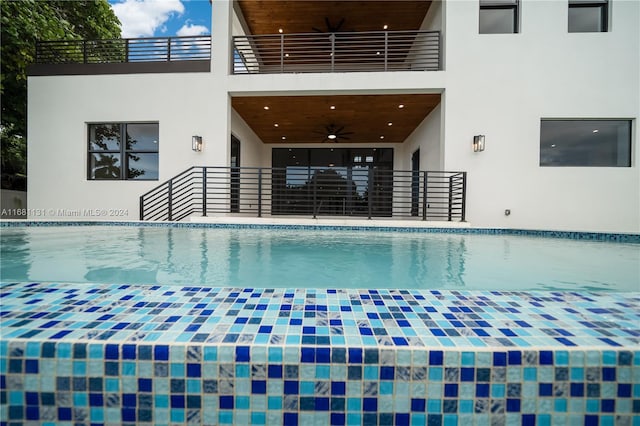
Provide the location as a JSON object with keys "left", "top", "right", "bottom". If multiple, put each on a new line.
{"left": 281, "top": 136, "right": 286, "bottom": 140}
{"left": 383, "top": 24, "right": 388, "bottom": 30}
{"left": 551, "top": 144, "right": 556, "bottom": 148}
{"left": 274, "top": 123, "right": 279, "bottom": 127}
{"left": 398, "top": 104, "right": 404, "bottom": 109}
{"left": 278, "top": 28, "right": 283, "bottom": 33}
{"left": 388, "top": 122, "right": 393, "bottom": 126}
{"left": 592, "top": 129, "right": 599, "bottom": 133}
{"left": 380, "top": 136, "right": 385, "bottom": 139}
{"left": 264, "top": 106, "right": 270, "bottom": 110}
{"left": 330, "top": 105, "right": 336, "bottom": 110}
{"left": 285, "top": 53, "right": 289, "bottom": 57}
{"left": 376, "top": 51, "right": 380, "bottom": 55}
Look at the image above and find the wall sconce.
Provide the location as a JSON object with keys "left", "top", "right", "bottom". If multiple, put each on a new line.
{"left": 473, "top": 135, "right": 485, "bottom": 152}
{"left": 192, "top": 135, "right": 203, "bottom": 152}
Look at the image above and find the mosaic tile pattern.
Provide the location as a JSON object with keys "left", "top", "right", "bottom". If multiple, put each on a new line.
{"left": 1, "top": 220, "right": 639, "bottom": 243}
{"left": 1, "top": 283, "right": 639, "bottom": 348}
{"left": 1, "top": 282, "right": 639, "bottom": 425}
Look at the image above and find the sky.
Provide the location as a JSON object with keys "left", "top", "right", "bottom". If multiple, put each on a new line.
{"left": 108, "top": 0, "right": 212, "bottom": 38}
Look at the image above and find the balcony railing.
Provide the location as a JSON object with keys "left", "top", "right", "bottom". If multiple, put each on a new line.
{"left": 34, "top": 35, "right": 211, "bottom": 64}
{"left": 140, "top": 166, "right": 466, "bottom": 222}
{"left": 233, "top": 30, "right": 440, "bottom": 74}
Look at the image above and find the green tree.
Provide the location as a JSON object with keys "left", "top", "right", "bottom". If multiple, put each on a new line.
{"left": 0, "top": 0, "right": 121, "bottom": 189}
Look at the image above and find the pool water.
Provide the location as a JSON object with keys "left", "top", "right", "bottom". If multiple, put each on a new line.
{"left": 1, "top": 226, "right": 638, "bottom": 291}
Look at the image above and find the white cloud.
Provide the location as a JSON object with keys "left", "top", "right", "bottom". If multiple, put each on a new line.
{"left": 111, "top": 0, "right": 185, "bottom": 38}
{"left": 176, "top": 23, "right": 209, "bottom": 37}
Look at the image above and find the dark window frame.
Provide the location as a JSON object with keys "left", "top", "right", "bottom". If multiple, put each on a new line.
{"left": 479, "top": 0, "right": 520, "bottom": 34}
{"left": 539, "top": 118, "right": 632, "bottom": 167}
{"left": 568, "top": 0, "right": 609, "bottom": 32}
{"left": 87, "top": 122, "right": 159, "bottom": 181}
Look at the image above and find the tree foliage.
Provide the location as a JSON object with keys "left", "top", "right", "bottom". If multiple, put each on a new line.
{"left": 1, "top": 0, "right": 121, "bottom": 187}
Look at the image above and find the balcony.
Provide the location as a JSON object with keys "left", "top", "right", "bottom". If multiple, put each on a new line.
{"left": 28, "top": 35, "right": 211, "bottom": 76}
{"left": 233, "top": 30, "right": 441, "bottom": 74}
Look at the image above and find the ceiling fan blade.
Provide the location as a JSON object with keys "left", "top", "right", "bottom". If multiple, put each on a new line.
{"left": 312, "top": 27, "right": 323, "bottom": 33}
{"left": 339, "top": 135, "right": 351, "bottom": 140}
{"left": 336, "top": 18, "right": 345, "bottom": 32}
{"left": 335, "top": 126, "right": 345, "bottom": 134}
{"left": 325, "top": 17, "right": 332, "bottom": 31}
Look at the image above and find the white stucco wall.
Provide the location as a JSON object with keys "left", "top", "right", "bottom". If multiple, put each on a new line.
{"left": 441, "top": 0, "right": 639, "bottom": 233}
{"left": 230, "top": 108, "right": 268, "bottom": 168}
{"left": 400, "top": 103, "right": 443, "bottom": 172}
{"left": 27, "top": 73, "right": 227, "bottom": 221}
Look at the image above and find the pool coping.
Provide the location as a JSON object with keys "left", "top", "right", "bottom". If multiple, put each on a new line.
{"left": 1, "top": 220, "right": 638, "bottom": 243}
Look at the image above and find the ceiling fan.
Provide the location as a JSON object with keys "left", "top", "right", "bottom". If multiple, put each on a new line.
{"left": 312, "top": 17, "right": 346, "bottom": 33}
{"left": 315, "top": 124, "right": 353, "bottom": 142}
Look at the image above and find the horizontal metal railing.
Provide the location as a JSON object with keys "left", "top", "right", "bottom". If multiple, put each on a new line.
{"left": 140, "top": 166, "right": 466, "bottom": 222}
{"left": 35, "top": 35, "right": 211, "bottom": 64}
{"left": 233, "top": 30, "right": 440, "bottom": 74}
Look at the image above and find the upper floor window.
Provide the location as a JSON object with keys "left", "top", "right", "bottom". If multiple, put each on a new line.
{"left": 88, "top": 123, "right": 159, "bottom": 180}
{"left": 540, "top": 119, "right": 631, "bottom": 167}
{"left": 479, "top": 0, "right": 519, "bottom": 34}
{"left": 568, "top": 0, "right": 609, "bottom": 32}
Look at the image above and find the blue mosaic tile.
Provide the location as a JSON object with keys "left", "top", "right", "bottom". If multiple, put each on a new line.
{"left": 1, "top": 220, "right": 638, "bottom": 242}
{"left": 1, "top": 282, "right": 639, "bottom": 425}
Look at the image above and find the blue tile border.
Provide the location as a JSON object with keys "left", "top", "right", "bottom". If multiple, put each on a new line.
{"left": 1, "top": 220, "right": 638, "bottom": 243}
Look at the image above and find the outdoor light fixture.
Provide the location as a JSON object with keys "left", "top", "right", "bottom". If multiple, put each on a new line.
{"left": 473, "top": 135, "right": 485, "bottom": 152}
{"left": 192, "top": 135, "right": 203, "bottom": 152}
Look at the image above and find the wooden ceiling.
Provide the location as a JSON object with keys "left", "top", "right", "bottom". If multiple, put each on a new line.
{"left": 232, "top": 94, "right": 441, "bottom": 144}
{"left": 236, "top": 1, "right": 433, "bottom": 35}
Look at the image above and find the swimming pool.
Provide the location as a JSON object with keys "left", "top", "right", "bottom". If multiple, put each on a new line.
{"left": 1, "top": 221, "right": 639, "bottom": 425}
{"left": 1, "top": 224, "right": 638, "bottom": 291}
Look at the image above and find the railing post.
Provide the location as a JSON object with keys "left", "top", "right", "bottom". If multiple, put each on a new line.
{"left": 280, "top": 33, "right": 284, "bottom": 72}
{"left": 258, "top": 168, "right": 263, "bottom": 218}
{"left": 124, "top": 39, "right": 129, "bottom": 62}
{"left": 448, "top": 175, "right": 453, "bottom": 222}
{"left": 83, "top": 40, "right": 87, "bottom": 63}
{"left": 139, "top": 196, "right": 144, "bottom": 220}
{"left": 167, "top": 180, "right": 173, "bottom": 221}
{"left": 384, "top": 31, "right": 388, "bottom": 71}
{"left": 330, "top": 34, "right": 335, "bottom": 72}
{"left": 313, "top": 174, "right": 317, "bottom": 219}
{"left": 167, "top": 37, "right": 172, "bottom": 61}
{"left": 368, "top": 168, "right": 373, "bottom": 220}
{"left": 202, "top": 167, "right": 207, "bottom": 217}
{"left": 461, "top": 172, "right": 467, "bottom": 222}
{"left": 422, "top": 171, "right": 428, "bottom": 221}
{"left": 437, "top": 31, "right": 442, "bottom": 71}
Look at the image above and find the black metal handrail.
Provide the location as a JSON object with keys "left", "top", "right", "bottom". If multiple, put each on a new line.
{"left": 35, "top": 35, "right": 211, "bottom": 64}
{"left": 233, "top": 30, "right": 440, "bottom": 74}
{"left": 140, "top": 166, "right": 466, "bottom": 222}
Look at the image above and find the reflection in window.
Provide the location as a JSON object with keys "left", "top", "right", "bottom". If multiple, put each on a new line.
{"left": 569, "top": 0, "right": 608, "bottom": 32}
{"left": 540, "top": 119, "right": 631, "bottom": 167}
{"left": 88, "top": 123, "right": 159, "bottom": 180}
{"left": 479, "top": 0, "right": 519, "bottom": 34}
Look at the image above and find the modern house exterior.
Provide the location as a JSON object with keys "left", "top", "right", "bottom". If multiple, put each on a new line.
{"left": 26, "top": 0, "right": 639, "bottom": 233}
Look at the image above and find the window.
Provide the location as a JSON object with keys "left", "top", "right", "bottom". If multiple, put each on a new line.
{"left": 479, "top": 0, "right": 519, "bottom": 34}
{"left": 569, "top": 0, "right": 609, "bottom": 32}
{"left": 540, "top": 119, "right": 631, "bottom": 167}
{"left": 88, "top": 123, "right": 159, "bottom": 180}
